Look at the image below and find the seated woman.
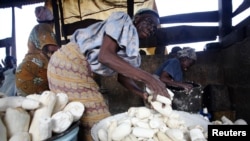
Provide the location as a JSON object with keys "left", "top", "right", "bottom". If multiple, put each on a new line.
{"left": 15, "top": 6, "right": 59, "bottom": 96}
{"left": 0, "top": 56, "right": 17, "bottom": 96}
{"left": 154, "top": 47, "right": 197, "bottom": 93}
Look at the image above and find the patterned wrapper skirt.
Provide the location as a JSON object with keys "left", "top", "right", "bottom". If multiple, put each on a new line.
{"left": 16, "top": 53, "right": 49, "bottom": 96}
{"left": 47, "top": 42, "right": 111, "bottom": 141}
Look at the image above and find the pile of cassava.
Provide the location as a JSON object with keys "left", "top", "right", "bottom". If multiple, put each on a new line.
{"left": 0, "top": 91, "right": 85, "bottom": 141}
{"left": 93, "top": 88, "right": 248, "bottom": 141}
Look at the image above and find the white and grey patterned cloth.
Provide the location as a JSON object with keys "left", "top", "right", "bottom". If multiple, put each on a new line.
{"left": 177, "top": 47, "right": 197, "bottom": 61}
{"left": 70, "top": 11, "right": 141, "bottom": 76}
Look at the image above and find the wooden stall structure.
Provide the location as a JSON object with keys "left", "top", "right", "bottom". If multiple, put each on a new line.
{"left": 1, "top": 0, "right": 250, "bottom": 123}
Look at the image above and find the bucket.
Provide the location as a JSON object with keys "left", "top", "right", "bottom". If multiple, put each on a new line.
{"left": 45, "top": 121, "right": 80, "bottom": 141}
{"left": 168, "top": 81, "right": 203, "bottom": 113}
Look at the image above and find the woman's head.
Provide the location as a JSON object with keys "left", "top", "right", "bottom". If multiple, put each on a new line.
{"left": 35, "top": 6, "right": 54, "bottom": 23}
{"left": 42, "top": 44, "right": 59, "bottom": 58}
{"left": 133, "top": 8, "right": 160, "bottom": 39}
{"left": 177, "top": 47, "right": 197, "bottom": 71}
{"left": 3, "top": 56, "right": 16, "bottom": 69}
{"left": 28, "top": 23, "right": 58, "bottom": 57}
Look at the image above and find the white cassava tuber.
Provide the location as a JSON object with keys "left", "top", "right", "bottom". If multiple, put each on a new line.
{"left": 166, "top": 128, "right": 185, "bottom": 141}
{"left": 211, "top": 120, "right": 222, "bottom": 125}
{"left": 155, "top": 94, "right": 172, "bottom": 105}
{"left": 189, "top": 128, "right": 206, "bottom": 141}
{"left": 117, "top": 117, "right": 131, "bottom": 125}
{"left": 0, "top": 117, "right": 7, "bottom": 141}
{"left": 153, "top": 135, "right": 160, "bottom": 141}
{"left": 127, "top": 107, "right": 137, "bottom": 117}
{"left": 221, "top": 116, "right": 233, "bottom": 125}
{"left": 168, "top": 112, "right": 180, "bottom": 119}
{"left": 157, "top": 131, "right": 172, "bottom": 141}
{"left": 21, "top": 98, "right": 40, "bottom": 110}
{"left": 135, "top": 120, "right": 150, "bottom": 128}
{"left": 150, "top": 100, "right": 172, "bottom": 117}
{"left": 135, "top": 107, "right": 151, "bottom": 119}
{"left": 111, "top": 122, "right": 132, "bottom": 141}
{"left": 9, "top": 132, "right": 31, "bottom": 141}
{"left": 146, "top": 87, "right": 174, "bottom": 103}
{"left": 53, "top": 92, "right": 69, "bottom": 114}
{"left": 63, "top": 101, "right": 84, "bottom": 121}
{"left": 166, "top": 118, "right": 185, "bottom": 129}
{"left": 167, "top": 88, "right": 175, "bottom": 100}
{"left": 159, "top": 124, "right": 169, "bottom": 133}
{"left": 131, "top": 117, "right": 140, "bottom": 126}
{"left": 39, "top": 117, "right": 52, "bottom": 140}
{"left": 29, "top": 91, "right": 57, "bottom": 141}
{"left": 234, "top": 119, "right": 248, "bottom": 125}
{"left": 26, "top": 94, "right": 41, "bottom": 101}
{"left": 188, "top": 125, "right": 205, "bottom": 132}
{"left": 108, "top": 120, "right": 117, "bottom": 141}
{"left": 132, "top": 127, "right": 155, "bottom": 138}
{"left": 4, "top": 107, "right": 30, "bottom": 138}
{"left": 51, "top": 111, "right": 74, "bottom": 133}
{"left": 98, "top": 128, "right": 108, "bottom": 141}
{"left": 0, "top": 96, "right": 25, "bottom": 111}
{"left": 149, "top": 117, "right": 164, "bottom": 129}
{"left": 122, "top": 134, "right": 138, "bottom": 141}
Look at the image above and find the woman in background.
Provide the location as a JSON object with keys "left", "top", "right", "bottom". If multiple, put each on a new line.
{"left": 15, "top": 6, "right": 59, "bottom": 96}
{"left": 154, "top": 47, "right": 197, "bottom": 93}
{"left": 0, "top": 56, "right": 17, "bottom": 96}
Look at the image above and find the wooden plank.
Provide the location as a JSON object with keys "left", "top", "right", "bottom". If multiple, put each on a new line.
{"left": 232, "top": 0, "right": 250, "bottom": 17}
{"left": 0, "top": 38, "right": 12, "bottom": 56}
{"left": 0, "top": 0, "right": 45, "bottom": 8}
{"left": 0, "top": 38, "right": 12, "bottom": 48}
{"left": 139, "top": 26, "right": 218, "bottom": 48}
{"left": 160, "top": 11, "right": 219, "bottom": 24}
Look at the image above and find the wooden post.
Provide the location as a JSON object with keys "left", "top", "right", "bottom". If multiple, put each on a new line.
{"left": 11, "top": 6, "right": 16, "bottom": 58}
{"left": 218, "top": 0, "right": 232, "bottom": 42}
{"left": 127, "top": 0, "right": 134, "bottom": 18}
{"left": 52, "top": 0, "right": 61, "bottom": 46}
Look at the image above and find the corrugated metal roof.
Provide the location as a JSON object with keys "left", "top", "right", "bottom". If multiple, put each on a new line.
{"left": 0, "top": 0, "right": 45, "bottom": 8}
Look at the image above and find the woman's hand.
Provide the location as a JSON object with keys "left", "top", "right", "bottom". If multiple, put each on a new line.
{"left": 145, "top": 76, "right": 170, "bottom": 101}
{"left": 181, "top": 83, "right": 193, "bottom": 94}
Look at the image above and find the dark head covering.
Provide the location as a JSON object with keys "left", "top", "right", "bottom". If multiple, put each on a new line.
{"left": 35, "top": 6, "right": 53, "bottom": 22}
{"left": 177, "top": 47, "right": 197, "bottom": 61}
{"left": 171, "top": 46, "right": 182, "bottom": 54}
{"left": 134, "top": 8, "right": 159, "bottom": 18}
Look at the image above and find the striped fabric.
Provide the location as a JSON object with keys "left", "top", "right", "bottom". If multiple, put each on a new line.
{"left": 47, "top": 42, "right": 111, "bottom": 141}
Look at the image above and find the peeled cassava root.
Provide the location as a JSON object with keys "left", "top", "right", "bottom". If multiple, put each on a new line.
{"left": 29, "top": 91, "right": 57, "bottom": 141}
{"left": 51, "top": 111, "right": 74, "bottom": 133}
{"left": 4, "top": 107, "right": 30, "bottom": 138}
{"left": 9, "top": 132, "right": 31, "bottom": 141}
{"left": 0, "top": 96, "right": 25, "bottom": 111}
{"left": 0, "top": 90, "right": 85, "bottom": 141}
{"left": 63, "top": 101, "right": 85, "bottom": 122}
{"left": 0, "top": 96, "right": 40, "bottom": 112}
{"left": 0, "top": 116, "right": 7, "bottom": 141}
{"left": 97, "top": 106, "right": 190, "bottom": 141}
{"left": 95, "top": 87, "right": 247, "bottom": 141}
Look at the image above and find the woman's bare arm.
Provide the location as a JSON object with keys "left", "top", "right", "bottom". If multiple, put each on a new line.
{"left": 117, "top": 73, "right": 148, "bottom": 100}
{"left": 160, "top": 71, "right": 193, "bottom": 92}
{"left": 98, "top": 34, "right": 170, "bottom": 99}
